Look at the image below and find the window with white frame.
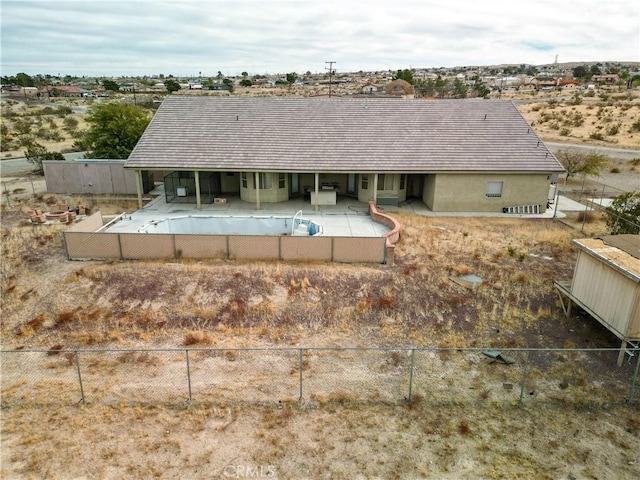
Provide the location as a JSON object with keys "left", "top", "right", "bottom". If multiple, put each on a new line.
{"left": 361, "top": 174, "right": 369, "bottom": 189}
{"left": 485, "top": 181, "right": 503, "bottom": 198}
{"left": 278, "top": 173, "right": 285, "bottom": 189}
{"left": 258, "top": 173, "right": 272, "bottom": 189}
{"left": 241, "top": 172, "right": 248, "bottom": 188}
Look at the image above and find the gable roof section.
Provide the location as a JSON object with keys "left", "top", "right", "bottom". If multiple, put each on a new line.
{"left": 125, "top": 96, "right": 564, "bottom": 174}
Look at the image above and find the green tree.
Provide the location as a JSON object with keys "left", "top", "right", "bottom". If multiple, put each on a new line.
{"left": 83, "top": 103, "right": 151, "bottom": 159}
{"left": 222, "top": 78, "right": 234, "bottom": 93}
{"left": 451, "top": 78, "right": 468, "bottom": 98}
{"left": 604, "top": 191, "right": 640, "bottom": 234}
{"left": 555, "top": 150, "right": 608, "bottom": 178}
{"left": 471, "top": 76, "right": 491, "bottom": 98}
{"left": 164, "top": 79, "right": 181, "bottom": 93}
{"left": 103, "top": 79, "right": 120, "bottom": 92}
{"left": 435, "top": 76, "right": 448, "bottom": 98}
{"left": 414, "top": 78, "right": 436, "bottom": 98}
{"left": 15, "top": 72, "right": 34, "bottom": 87}
{"left": 394, "top": 69, "right": 414, "bottom": 85}
{"left": 572, "top": 66, "right": 587, "bottom": 80}
{"left": 286, "top": 72, "right": 298, "bottom": 86}
{"left": 24, "top": 142, "right": 64, "bottom": 171}
{"left": 240, "top": 79, "right": 253, "bottom": 87}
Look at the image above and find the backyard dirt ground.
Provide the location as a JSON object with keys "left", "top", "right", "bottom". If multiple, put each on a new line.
{"left": 1, "top": 185, "right": 639, "bottom": 478}
{"left": 1, "top": 92, "right": 640, "bottom": 479}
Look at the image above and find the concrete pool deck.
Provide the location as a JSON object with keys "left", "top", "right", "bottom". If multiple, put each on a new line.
{"left": 105, "top": 184, "right": 568, "bottom": 236}
{"left": 105, "top": 193, "right": 392, "bottom": 237}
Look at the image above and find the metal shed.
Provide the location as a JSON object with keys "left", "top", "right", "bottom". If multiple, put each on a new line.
{"left": 555, "top": 235, "right": 640, "bottom": 365}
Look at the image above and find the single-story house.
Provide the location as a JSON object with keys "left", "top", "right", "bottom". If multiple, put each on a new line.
{"left": 124, "top": 96, "right": 564, "bottom": 212}
{"left": 592, "top": 74, "right": 619, "bottom": 85}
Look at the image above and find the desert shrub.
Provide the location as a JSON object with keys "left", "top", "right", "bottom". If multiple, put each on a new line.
{"left": 559, "top": 128, "right": 571, "bottom": 136}
{"left": 609, "top": 167, "right": 621, "bottom": 174}
{"left": 184, "top": 330, "right": 212, "bottom": 345}
{"left": 629, "top": 119, "right": 640, "bottom": 133}
{"left": 605, "top": 191, "right": 640, "bottom": 234}
{"left": 63, "top": 116, "right": 79, "bottom": 132}
{"left": 605, "top": 123, "right": 620, "bottom": 136}
{"left": 576, "top": 211, "right": 597, "bottom": 223}
{"left": 589, "top": 132, "right": 605, "bottom": 141}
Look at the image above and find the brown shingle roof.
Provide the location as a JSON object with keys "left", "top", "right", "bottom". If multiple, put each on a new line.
{"left": 125, "top": 96, "right": 565, "bottom": 173}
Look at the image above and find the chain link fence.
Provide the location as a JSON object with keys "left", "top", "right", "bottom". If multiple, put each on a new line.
{"left": 557, "top": 176, "right": 639, "bottom": 233}
{"left": 1, "top": 347, "right": 638, "bottom": 408}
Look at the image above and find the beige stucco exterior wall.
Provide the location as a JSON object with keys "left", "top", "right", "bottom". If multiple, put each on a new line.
{"left": 240, "top": 172, "right": 289, "bottom": 203}
{"left": 423, "top": 175, "right": 437, "bottom": 210}
{"left": 425, "top": 173, "right": 551, "bottom": 212}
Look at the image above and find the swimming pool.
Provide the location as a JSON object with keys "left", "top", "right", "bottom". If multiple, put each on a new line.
{"left": 137, "top": 215, "right": 323, "bottom": 236}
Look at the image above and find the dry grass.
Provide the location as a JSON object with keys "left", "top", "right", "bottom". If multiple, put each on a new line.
{"left": 1, "top": 400, "right": 637, "bottom": 479}
{"left": 2, "top": 200, "right": 639, "bottom": 479}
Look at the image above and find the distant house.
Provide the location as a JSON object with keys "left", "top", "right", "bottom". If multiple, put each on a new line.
{"left": 361, "top": 84, "right": 379, "bottom": 94}
{"left": 530, "top": 77, "right": 558, "bottom": 90}
{"left": 42, "top": 85, "right": 85, "bottom": 97}
{"left": 558, "top": 79, "right": 581, "bottom": 90}
{"left": 20, "top": 87, "right": 39, "bottom": 97}
{"left": 592, "top": 74, "right": 619, "bottom": 85}
{"left": 125, "top": 97, "right": 564, "bottom": 213}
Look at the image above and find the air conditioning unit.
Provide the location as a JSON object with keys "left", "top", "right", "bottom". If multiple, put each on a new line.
{"left": 176, "top": 187, "right": 188, "bottom": 197}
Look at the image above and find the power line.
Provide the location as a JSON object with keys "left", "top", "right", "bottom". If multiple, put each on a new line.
{"left": 325, "top": 61, "right": 336, "bottom": 97}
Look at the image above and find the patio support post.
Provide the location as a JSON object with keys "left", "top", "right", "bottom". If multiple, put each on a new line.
{"left": 135, "top": 170, "right": 143, "bottom": 209}
{"left": 254, "top": 172, "right": 261, "bottom": 210}
{"left": 314, "top": 172, "right": 319, "bottom": 211}
{"left": 194, "top": 171, "right": 201, "bottom": 210}
{"left": 373, "top": 173, "right": 379, "bottom": 205}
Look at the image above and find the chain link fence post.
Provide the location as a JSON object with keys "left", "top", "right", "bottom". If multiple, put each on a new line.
{"left": 74, "top": 350, "right": 85, "bottom": 404}
{"left": 185, "top": 349, "right": 193, "bottom": 404}
{"left": 518, "top": 351, "right": 529, "bottom": 407}
{"left": 298, "top": 348, "right": 304, "bottom": 401}
{"left": 628, "top": 348, "right": 640, "bottom": 404}
{"left": 407, "top": 348, "right": 415, "bottom": 402}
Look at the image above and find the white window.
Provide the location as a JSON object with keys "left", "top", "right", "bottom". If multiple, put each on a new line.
{"left": 258, "top": 173, "right": 272, "bottom": 189}
{"left": 241, "top": 173, "right": 248, "bottom": 188}
{"left": 486, "top": 181, "right": 503, "bottom": 198}
{"left": 400, "top": 174, "right": 406, "bottom": 190}
{"left": 361, "top": 174, "right": 369, "bottom": 189}
{"left": 278, "top": 173, "right": 285, "bottom": 189}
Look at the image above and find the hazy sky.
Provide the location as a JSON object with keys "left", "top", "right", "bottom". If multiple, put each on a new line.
{"left": 1, "top": 0, "right": 638, "bottom": 77}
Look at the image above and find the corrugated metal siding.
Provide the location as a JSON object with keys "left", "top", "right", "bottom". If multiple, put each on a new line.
{"left": 572, "top": 251, "right": 639, "bottom": 339}
{"left": 126, "top": 97, "right": 564, "bottom": 174}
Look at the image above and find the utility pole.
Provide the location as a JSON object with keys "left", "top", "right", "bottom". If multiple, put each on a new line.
{"left": 325, "top": 61, "right": 336, "bottom": 97}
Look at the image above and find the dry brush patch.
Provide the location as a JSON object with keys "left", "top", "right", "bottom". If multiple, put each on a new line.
{"left": 3, "top": 209, "right": 639, "bottom": 479}
{"left": 0, "top": 214, "right": 618, "bottom": 353}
